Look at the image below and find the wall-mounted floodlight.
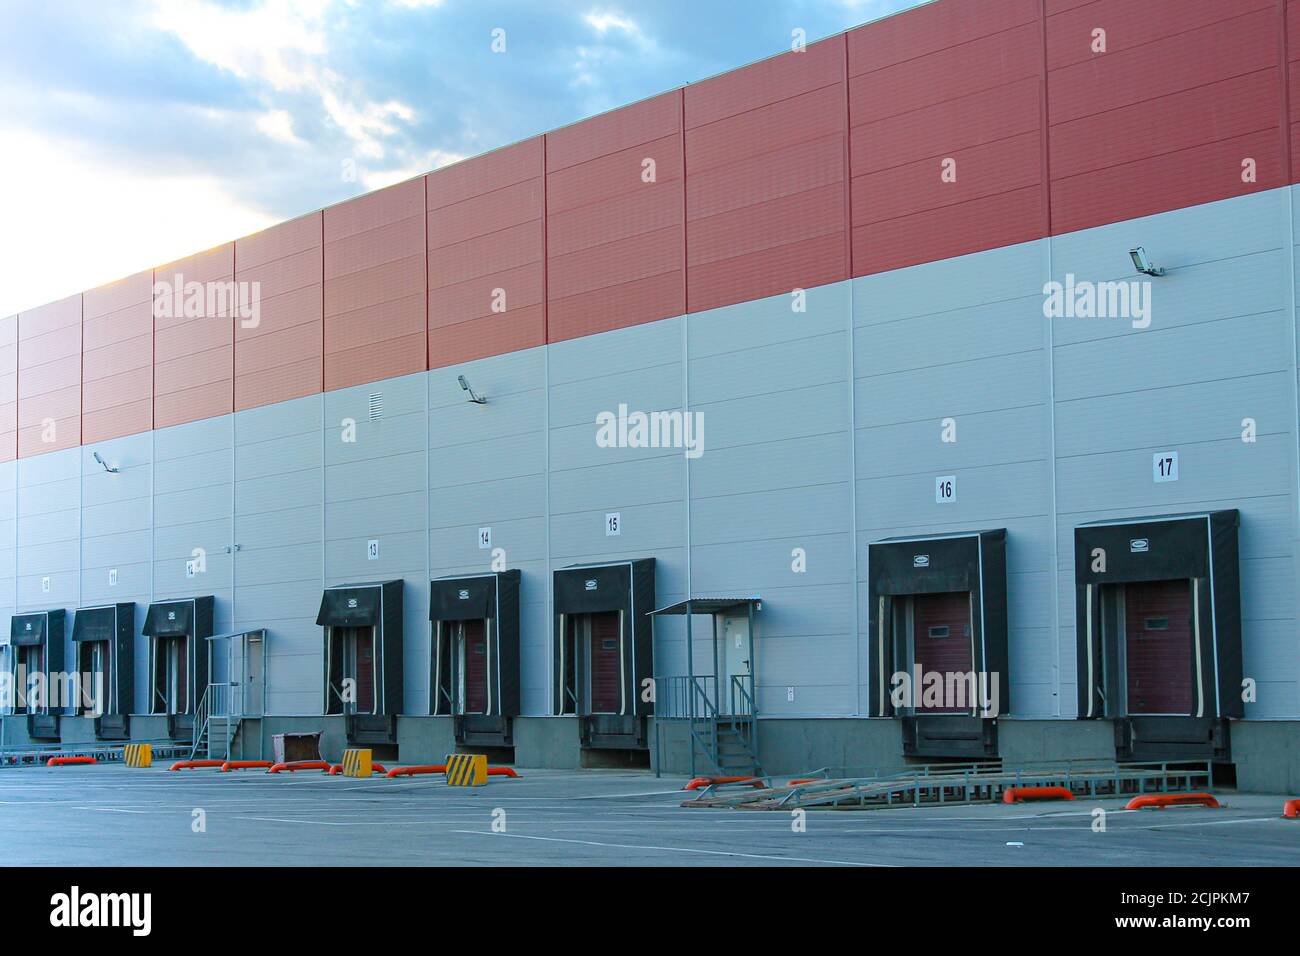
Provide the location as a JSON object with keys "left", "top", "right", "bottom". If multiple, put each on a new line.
{"left": 1129, "top": 247, "right": 1166, "bottom": 277}
{"left": 458, "top": 375, "right": 487, "bottom": 405}
{"left": 92, "top": 451, "right": 119, "bottom": 474}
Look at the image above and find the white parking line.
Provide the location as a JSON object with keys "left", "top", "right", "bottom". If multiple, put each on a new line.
{"left": 451, "top": 829, "right": 898, "bottom": 866}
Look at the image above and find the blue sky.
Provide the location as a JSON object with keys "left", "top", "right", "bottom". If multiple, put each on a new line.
{"left": 0, "top": 0, "right": 925, "bottom": 317}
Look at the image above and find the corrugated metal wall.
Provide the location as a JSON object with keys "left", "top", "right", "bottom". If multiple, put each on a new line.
{"left": 0, "top": 316, "right": 17, "bottom": 463}
{"left": 154, "top": 245, "right": 234, "bottom": 430}
{"left": 82, "top": 270, "right": 153, "bottom": 444}
{"left": 547, "top": 93, "right": 685, "bottom": 340}
{"left": 427, "top": 137, "right": 546, "bottom": 366}
{"left": 234, "top": 212, "right": 323, "bottom": 411}
{"left": 13, "top": 0, "right": 1300, "bottom": 437}
{"left": 685, "top": 36, "right": 848, "bottom": 314}
{"left": 323, "top": 179, "right": 426, "bottom": 391}
{"left": 17, "top": 295, "right": 81, "bottom": 457}
{"left": 3, "top": 0, "right": 1300, "bottom": 720}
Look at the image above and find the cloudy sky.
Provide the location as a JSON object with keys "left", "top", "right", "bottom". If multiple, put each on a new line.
{"left": 0, "top": 0, "right": 924, "bottom": 317}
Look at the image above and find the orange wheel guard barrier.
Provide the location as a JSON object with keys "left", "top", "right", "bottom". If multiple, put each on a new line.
{"left": 387, "top": 764, "right": 446, "bottom": 777}
{"left": 1283, "top": 799, "right": 1300, "bottom": 819}
{"left": 684, "top": 776, "right": 764, "bottom": 791}
{"left": 47, "top": 756, "right": 97, "bottom": 767}
{"left": 384, "top": 764, "right": 519, "bottom": 778}
{"left": 267, "top": 760, "right": 331, "bottom": 774}
{"left": 221, "top": 760, "right": 273, "bottom": 772}
{"left": 1125, "top": 792, "right": 1220, "bottom": 811}
{"left": 1003, "top": 786, "right": 1074, "bottom": 804}
{"left": 169, "top": 759, "right": 226, "bottom": 771}
{"left": 328, "top": 763, "right": 388, "bottom": 775}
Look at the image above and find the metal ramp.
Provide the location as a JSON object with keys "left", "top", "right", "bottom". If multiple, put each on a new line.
{"left": 683, "top": 760, "right": 1214, "bottom": 810}
{"left": 1, "top": 740, "right": 192, "bottom": 768}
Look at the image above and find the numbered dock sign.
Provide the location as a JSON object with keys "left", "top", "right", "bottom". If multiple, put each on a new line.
{"left": 935, "top": 476, "right": 956, "bottom": 503}
{"left": 1153, "top": 452, "right": 1178, "bottom": 483}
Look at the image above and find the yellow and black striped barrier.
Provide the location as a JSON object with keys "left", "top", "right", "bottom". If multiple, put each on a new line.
{"left": 341, "top": 749, "right": 373, "bottom": 778}
{"left": 123, "top": 743, "right": 152, "bottom": 768}
{"left": 445, "top": 753, "right": 487, "bottom": 787}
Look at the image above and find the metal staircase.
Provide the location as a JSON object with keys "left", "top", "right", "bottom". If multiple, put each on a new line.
{"left": 662, "top": 675, "right": 763, "bottom": 778}
{"left": 190, "top": 683, "right": 240, "bottom": 761}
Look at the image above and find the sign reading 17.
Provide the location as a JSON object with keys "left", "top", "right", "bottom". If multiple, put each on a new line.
{"left": 1153, "top": 452, "right": 1178, "bottom": 483}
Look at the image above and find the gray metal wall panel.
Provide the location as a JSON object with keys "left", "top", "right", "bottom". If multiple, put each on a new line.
{"left": 235, "top": 394, "right": 323, "bottom": 716}
{"left": 3, "top": 187, "right": 1297, "bottom": 729}
{"left": 549, "top": 318, "right": 688, "bottom": 687}
{"left": 324, "top": 374, "right": 427, "bottom": 714}
{"left": 1052, "top": 190, "right": 1298, "bottom": 717}
{"left": 854, "top": 238, "right": 1054, "bottom": 717}
{"left": 688, "top": 285, "right": 854, "bottom": 717}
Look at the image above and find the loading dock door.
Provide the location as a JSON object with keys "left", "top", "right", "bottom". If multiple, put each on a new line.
{"left": 80, "top": 642, "right": 106, "bottom": 716}
{"left": 461, "top": 619, "right": 488, "bottom": 715}
{"left": 327, "top": 626, "right": 377, "bottom": 715}
{"left": 1124, "top": 579, "right": 1193, "bottom": 715}
{"left": 353, "top": 627, "right": 375, "bottom": 713}
{"left": 912, "top": 591, "right": 974, "bottom": 714}
{"left": 20, "top": 645, "right": 42, "bottom": 713}
{"left": 587, "top": 612, "right": 622, "bottom": 714}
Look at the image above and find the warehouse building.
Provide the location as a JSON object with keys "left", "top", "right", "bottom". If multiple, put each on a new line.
{"left": 1, "top": 0, "right": 1298, "bottom": 790}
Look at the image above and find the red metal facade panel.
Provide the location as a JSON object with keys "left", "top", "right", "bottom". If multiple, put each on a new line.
{"left": 1047, "top": 2, "right": 1284, "bottom": 235}
{"left": 324, "top": 178, "right": 426, "bottom": 390}
{"left": 847, "top": 0, "right": 1038, "bottom": 68}
{"left": 848, "top": 5, "right": 1043, "bottom": 276}
{"left": 17, "top": 294, "right": 81, "bottom": 457}
{"left": 685, "top": 39, "right": 847, "bottom": 314}
{"left": 153, "top": 244, "right": 234, "bottom": 429}
{"left": 15, "top": 0, "right": 1300, "bottom": 461}
{"left": 427, "top": 138, "right": 545, "bottom": 366}
{"left": 82, "top": 269, "right": 153, "bottom": 443}
{"left": 0, "top": 315, "right": 16, "bottom": 462}
{"left": 1289, "top": 0, "right": 1300, "bottom": 181}
{"left": 235, "top": 212, "right": 323, "bottom": 411}
{"left": 545, "top": 94, "right": 684, "bottom": 341}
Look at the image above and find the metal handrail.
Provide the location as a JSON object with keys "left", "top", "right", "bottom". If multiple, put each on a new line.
{"left": 652, "top": 675, "right": 721, "bottom": 720}
{"left": 189, "top": 685, "right": 210, "bottom": 760}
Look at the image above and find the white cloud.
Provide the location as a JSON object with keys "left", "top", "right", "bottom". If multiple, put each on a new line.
{"left": 255, "top": 108, "right": 306, "bottom": 146}
{"left": 584, "top": 11, "right": 642, "bottom": 38}
{"left": 0, "top": 128, "right": 275, "bottom": 316}
{"left": 358, "top": 147, "right": 466, "bottom": 192}
{"left": 149, "top": 0, "right": 331, "bottom": 93}
{"left": 149, "top": 0, "right": 417, "bottom": 162}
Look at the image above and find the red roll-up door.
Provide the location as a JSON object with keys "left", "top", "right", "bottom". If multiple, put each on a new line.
{"left": 354, "top": 628, "right": 375, "bottom": 713}
{"left": 462, "top": 619, "right": 488, "bottom": 714}
{"left": 588, "top": 612, "right": 622, "bottom": 714}
{"left": 1125, "top": 579, "right": 1193, "bottom": 715}
{"left": 912, "top": 591, "right": 974, "bottom": 714}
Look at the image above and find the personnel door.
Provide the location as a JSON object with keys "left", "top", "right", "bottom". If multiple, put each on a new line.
{"left": 718, "top": 613, "right": 752, "bottom": 716}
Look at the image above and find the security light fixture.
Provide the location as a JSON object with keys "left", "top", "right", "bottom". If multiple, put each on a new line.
{"left": 458, "top": 374, "right": 487, "bottom": 405}
{"left": 1129, "top": 247, "right": 1166, "bottom": 277}
{"left": 92, "top": 451, "right": 119, "bottom": 474}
